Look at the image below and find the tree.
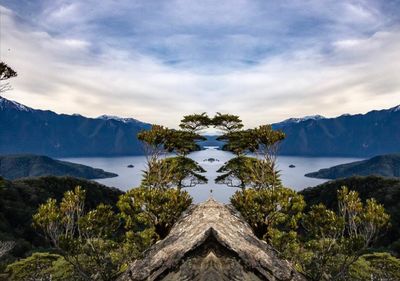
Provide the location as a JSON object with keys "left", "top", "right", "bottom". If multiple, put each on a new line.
{"left": 250, "top": 125, "right": 285, "bottom": 163}
{"left": 138, "top": 123, "right": 207, "bottom": 189}
{"left": 179, "top": 113, "right": 211, "bottom": 133}
{"left": 215, "top": 156, "right": 257, "bottom": 188}
{"left": 0, "top": 62, "right": 17, "bottom": 93}
{"left": 33, "top": 186, "right": 124, "bottom": 281}
{"left": 137, "top": 125, "right": 171, "bottom": 163}
{"left": 164, "top": 130, "right": 205, "bottom": 156}
{"left": 118, "top": 187, "right": 192, "bottom": 240}
{"left": 301, "top": 187, "right": 390, "bottom": 281}
{"left": 163, "top": 156, "right": 207, "bottom": 188}
{"left": 212, "top": 113, "right": 243, "bottom": 133}
{"left": 214, "top": 117, "right": 285, "bottom": 190}
{"left": 231, "top": 186, "right": 305, "bottom": 257}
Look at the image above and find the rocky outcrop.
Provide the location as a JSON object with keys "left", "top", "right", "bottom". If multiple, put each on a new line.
{"left": 119, "top": 198, "right": 306, "bottom": 281}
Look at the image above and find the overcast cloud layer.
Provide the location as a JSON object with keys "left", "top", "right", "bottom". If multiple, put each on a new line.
{"left": 0, "top": 0, "right": 400, "bottom": 127}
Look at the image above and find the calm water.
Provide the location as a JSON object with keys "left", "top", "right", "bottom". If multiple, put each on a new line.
{"left": 61, "top": 148, "right": 362, "bottom": 203}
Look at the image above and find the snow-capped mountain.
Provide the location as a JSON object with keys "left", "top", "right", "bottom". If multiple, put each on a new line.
{"left": 273, "top": 115, "right": 325, "bottom": 129}
{"left": 97, "top": 114, "right": 144, "bottom": 124}
{"left": 0, "top": 96, "right": 150, "bottom": 157}
{"left": 0, "top": 96, "right": 33, "bottom": 112}
{"left": 274, "top": 106, "right": 400, "bottom": 157}
{"left": 390, "top": 105, "right": 400, "bottom": 112}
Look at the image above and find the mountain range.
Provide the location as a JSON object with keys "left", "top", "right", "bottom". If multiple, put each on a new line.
{"left": 0, "top": 96, "right": 150, "bottom": 157}
{"left": 1, "top": 96, "right": 400, "bottom": 157}
{"left": 272, "top": 106, "right": 400, "bottom": 157}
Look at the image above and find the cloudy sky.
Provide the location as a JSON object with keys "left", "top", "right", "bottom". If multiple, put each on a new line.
{"left": 1, "top": 0, "right": 400, "bottom": 127}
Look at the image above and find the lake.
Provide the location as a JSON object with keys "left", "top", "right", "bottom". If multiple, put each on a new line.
{"left": 61, "top": 148, "right": 362, "bottom": 203}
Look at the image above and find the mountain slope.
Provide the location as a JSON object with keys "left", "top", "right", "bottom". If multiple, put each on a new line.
{"left": 0, "top": 154, "right": 118, "bottom": 180}
{"left": 305, "top": 154, "right": 400, "bottom": 179}
{"left": 273, "top": 106, "right": 400, "bottom": 157}
{"left": 0, "top": 96, "right": 151, "bottom": 157}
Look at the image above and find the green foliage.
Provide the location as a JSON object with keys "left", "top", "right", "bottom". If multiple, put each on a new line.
{"left": 216, "top": 156, "right": 256, "bottom": 188}
{"left": 164, "top": 130, "right": 205, "bottom": 156}
{"left": 179, "top": 113, "right": 211, "bottom": 133}
{"left": 137, "top": 125, "right": 171, "bottom": 159}
{"left": 231, "top": 186, "right": 305, "bottom": 255}
{"left": 6, "top": 252, "right": 76, "bottom": 281}
{"left": 212, "top": 112, "right": 243, "bottom": 133}
{"left": 163, "top": 156, "right": 207, "bottom": 188}
{"left": 244, "top": 158, "right": 282, "bottom": 190}
{"left": 0, "top": 176, "right": 122, "bottom": 261}
{"left": 349, "top": 252, "right": 400, "bottom": 281}
{"left": 33, "top": 187, "right": 125, "bottom": 281}
{"left": 140, "top": 158, "right": 176, "bottom": 189}
{"left": 300, "top": 187, "right": 390, "bottom": 281}
{"left": 300, "top": 176, "right": 400, "bottom": 255}
{"left": 138, "top": 121, "right": 207, "bottom": 189}
{"left": 218, "top": 130, "right": 257, "bottom": 155}
{"left": 118, "top": 187, "right": 192, "bottom": 240}
{"left": 141, "top": 156, "right": 207, "bottom": 189}
{"left": 214, "top": 116, "right": 285, "bottom": 189}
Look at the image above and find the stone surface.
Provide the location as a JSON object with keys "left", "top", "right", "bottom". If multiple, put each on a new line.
{"left": 118, "top": 198, "right": 307, "bottom": 281}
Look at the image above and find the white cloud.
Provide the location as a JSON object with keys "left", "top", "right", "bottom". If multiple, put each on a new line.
{"left": 1, "top": 2, "right": 400, "bottom": 128}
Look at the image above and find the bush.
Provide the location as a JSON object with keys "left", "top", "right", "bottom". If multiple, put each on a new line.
{"left": 231, "top": 186, "right": 305, "bottom": 257}
{"left": 118, "top": 187, "right": 192, "bottom": 241}
{"left": 5, "top": 252, "right": 76, "bottom": 281}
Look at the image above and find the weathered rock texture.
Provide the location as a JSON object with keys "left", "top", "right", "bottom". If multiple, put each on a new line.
{"left": 119, "top": 198, "right": 307, "bottom": 281}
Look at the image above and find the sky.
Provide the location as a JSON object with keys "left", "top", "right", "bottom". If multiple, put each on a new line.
{"left": 0, "top": 0, "right": 400, "bottom": 127}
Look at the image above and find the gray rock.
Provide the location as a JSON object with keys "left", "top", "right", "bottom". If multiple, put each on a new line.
{"left": 118, "top": 198, "right": 307, "bottom": 281}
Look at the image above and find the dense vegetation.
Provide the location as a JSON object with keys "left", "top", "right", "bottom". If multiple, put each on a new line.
{"left": 300, "top": 176, "right": 400, "bottom": 256}
{"left": 1, "top": 102, "right": 400, "bottom": 280}
{"left": 1, "top": 112, "right": 208, "bottom": 280}
{"left": 0, "top": 154, "right": 118, "bottom": 180}
{"left": 212, "top": 114, "right": 400, "bottom": 280}
{"left": 0, "top": 176, "right": 123, "bottom": 260}
{"left": 305, "top": 154, "right": 400, "bottom": 179}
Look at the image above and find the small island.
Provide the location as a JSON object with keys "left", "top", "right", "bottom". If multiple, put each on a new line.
{"left": 127, "top": 164, "right": 134, "bottom": 168}
{"left": 203, "top": 158, "right": 219, "bottom": 162}
{"left": 289, "top": 164, "right": 296, "bottom": 168}
{"left": 0, "top": 154, "right": 118, "bottom": 180}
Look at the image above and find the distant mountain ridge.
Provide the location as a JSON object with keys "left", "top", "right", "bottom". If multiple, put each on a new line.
{"left": 2, "top": 96, "right": 400, "bottom": 157}
{"left": 0, "top": 154, "right": 118, "bottom": 180}
{"left": 272, "top": 105, "right": 400, "bottom": 157}
{"left": 0, "top": 96, "right": 151, "bottom": 157}
{"left": 0, "top": 96, "right": 33, "bottom": 112}
{"left": 305, "top": 154, "right": 400, "bottom": 179}
{"left": 273, "top": 115, "right": 326, "bottom": 129}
